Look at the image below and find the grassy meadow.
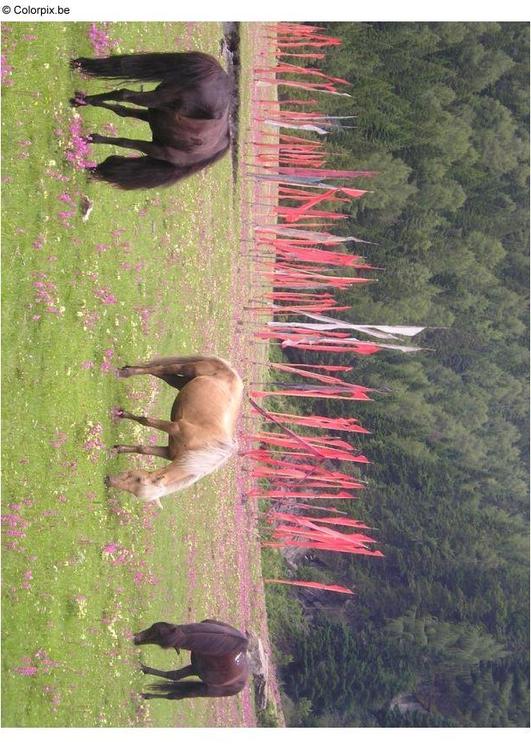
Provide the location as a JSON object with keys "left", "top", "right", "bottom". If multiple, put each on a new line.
{"left": 1, "top": 21, "right": 275, "bottom": 727}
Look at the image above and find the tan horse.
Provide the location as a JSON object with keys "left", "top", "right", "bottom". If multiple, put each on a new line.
{"left": 106, "top": 355, "right": 243, "bottom": 507}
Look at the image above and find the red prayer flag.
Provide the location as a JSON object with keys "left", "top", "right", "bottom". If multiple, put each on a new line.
{"left": 264, "top": 579, "right": 353, "bottom": 595}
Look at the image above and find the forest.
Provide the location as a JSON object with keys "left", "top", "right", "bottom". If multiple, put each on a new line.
{"left": 261, "top": 22, "right": 529, "bottom": 728}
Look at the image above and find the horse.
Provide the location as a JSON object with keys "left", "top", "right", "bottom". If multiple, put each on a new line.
{"left": 106, "top": 354, "right": 243, "bottom": 507}
{"left": 133, "top": 619, "right": 249, "bottom": 700}
{"left": 69, "top": 52, "right": 231, "bottom": 189}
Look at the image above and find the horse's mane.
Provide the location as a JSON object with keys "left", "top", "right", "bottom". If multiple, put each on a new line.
{"left": 139, "top": 441, "right": 237, "bottom": 503}
{"left": 178, "top": 440, "right": 238, "bottom": 477}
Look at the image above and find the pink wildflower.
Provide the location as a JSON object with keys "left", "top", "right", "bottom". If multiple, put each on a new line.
{"left": 102, "top": 122, "right": 118, "bottom": 136}
{"left": 14, "top": 666, "right": 38, "bottom": 677}
{"left": 1, "top": 54, "right": 14, "bottom": 87}
{"left": 83, "top": 423, "right": 104, "bottom": 462}
{"left": 100, "top": 348, "right": 114, "bottom": 373}
{"left": 32, "top": 272, "right": 63, "bottom": 316}
{"left": 88, "top": 23, "right": 115, "bottom": 57}
{"left": 65, "top": 116, "right": 97, "bottom": 171}
{"left": 94, "top": 288, "right": 117, "bottom": 305}
{"left": 79, "top": 309, "right": 101, "bottom": 332}
{"left": 50, "top": 430, "right": 68, "bottom": 449}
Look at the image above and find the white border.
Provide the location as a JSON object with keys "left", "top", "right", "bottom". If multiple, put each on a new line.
{"left": 0, "top": 0, "right": 530, "bottom": 22}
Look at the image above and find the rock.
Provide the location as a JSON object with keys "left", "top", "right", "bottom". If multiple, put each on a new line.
{"left": 79, "top": 195, "right": 93, "bottom": 222}
{"left": 390, "top": 693, "right": 428, "bottom": 715}
{"left": 246, "top": 632, "right": 268, "bottom": 711}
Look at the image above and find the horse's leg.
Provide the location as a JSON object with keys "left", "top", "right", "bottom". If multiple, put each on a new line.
{"left": 78, "top": 89, "right": 142, "bottom": 105}
{"left": 118, "top": 356, "right": 235, "bottom": 382}
{"left": 142, "top": 682, "right": 241, "bottom": 700}
{"left": 82, "top": 87, "right": 178, "bottom": 108}
{"left": 113, "top": 445, "right": 170, "bottom": 459}
{"left": 115, "top": 409, "right": 177, "bottom": 435}
{"left": 87, "top": 135, "right": 169, "bottom": 161}
{"left": 140, "top": 663, "right": 195, "bottom": 681}
{"left": 82, "top": 100, "right": 150, "bottom": 121}
{"left": 118, "top": 365, "right": 192, "bottom": 389}
{"left": 115, "top": 87, "right": 181, "bottom": 108}
{"left": 146, "top": 373, "right": 191, "bottom": 390}
{"left": 71, "top": 89, "right": 134, "bottom": 106}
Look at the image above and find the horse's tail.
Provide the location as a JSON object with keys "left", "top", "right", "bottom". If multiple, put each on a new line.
{"left": 71, "top": 52, "right": 224, "bottom": 83}
{"left": 90, "top": 147, "right": 229, "bottom": 190}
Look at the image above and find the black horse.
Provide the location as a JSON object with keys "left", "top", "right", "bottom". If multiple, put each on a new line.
{"left": 133, "top": 619, "right": 249, "bottom": 700}
{"left": 70, "top": 52, "right": 231, "bottom": 190}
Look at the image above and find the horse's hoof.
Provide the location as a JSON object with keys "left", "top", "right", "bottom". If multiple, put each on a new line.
{"left": 69, "top": 58, "right": 81, "bottom": 70}
{"left": 88, "top": 133, "right": 106, "bottom": 144}
{"left": 70, "top": 91, "right": 87, "bottom": 107}
{"left": 103, "top": 475, "right": 111, "bottom": 488}
{"left": 117, "top": 367, "right": 131, "bottom": 379}
{"left": 139, "top": 663, "right": 148, "bottom": 673}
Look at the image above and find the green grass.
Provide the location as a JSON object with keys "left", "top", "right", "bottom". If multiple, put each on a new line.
{"left": 1, "top": 21, "right": 265, "bottom": 727}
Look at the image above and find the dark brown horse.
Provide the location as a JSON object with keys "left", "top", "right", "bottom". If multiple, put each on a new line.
{"left": 134, "top": 619, "right": 249, "bottom": 700}
{"left": 70, "top": 52, "right": 231, "bottom": 189}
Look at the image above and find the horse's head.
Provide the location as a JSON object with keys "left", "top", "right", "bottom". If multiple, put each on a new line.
{"left": 133, "top": 621, "right": 177, "bottom": 648}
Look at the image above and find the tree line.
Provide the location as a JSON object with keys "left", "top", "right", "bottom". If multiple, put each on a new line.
{"left": 262, "top": 22, "right": 529, "bottom": 728}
